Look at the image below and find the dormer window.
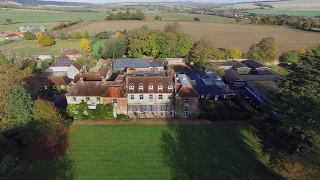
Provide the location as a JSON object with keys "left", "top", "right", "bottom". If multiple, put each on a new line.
{"left": 148, "top": 83, "right": 153, "bottom": 90}
{"left": 158, "top": 83, "right": 163, "bottom": 90}
{"left": 129, "top": 83, "right": 134, "bottom": 90}
{"left": 139, "top": 83, "right": 143, "bottom": 90}
{"left": 168, "top": 83, "right": 173, "bottom": 89}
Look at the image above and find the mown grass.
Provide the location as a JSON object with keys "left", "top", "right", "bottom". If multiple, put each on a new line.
{"left": 0, "top": 9, "right": 106, "bottom": 24}
{"left": 0, "top": 39, "right": 81, "bottom": 56}
{"left": 24, "top": 124, "right": 283, "bottom": 180}
{"left": 92, "top": 39, "right": 106, "bottom": 54}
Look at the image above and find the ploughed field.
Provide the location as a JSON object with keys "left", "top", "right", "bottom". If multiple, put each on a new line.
{"left": 24, "top": 124, "right": 283, "bottom": 180}
{"left": 56, "top": 20, "right": 320, "bottom": 53}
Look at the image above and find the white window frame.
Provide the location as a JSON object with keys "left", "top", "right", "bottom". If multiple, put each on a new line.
{"left": 130, "top": 95, "right": 134, "bottom": 100}
{"left": 139, "top": 94, "right": 144, "bottom": 100}
{"left": 72, "top": 97, "right": 76, "bottom": 102}
{"left": 129, "top": 83, "right": 134, "bottom": 90}
{"left": 139, "top": 83, "right": 143, "bottom": 90}
{"left": 159, "top": 94, "right": 163, "bottom": 100}
{"left": 149, "top": 94, "right": 153, "bottom": 100}
{"left": 148, "top": 83, "right": 153, "bottom": 90}
{"left": 168, "top": 84, "right": 173, "bottom": 89}
{"left": 158, "top": 83, "right": 163, "bottom": 90}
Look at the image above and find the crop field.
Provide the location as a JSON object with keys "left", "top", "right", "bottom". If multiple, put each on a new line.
{"left": 224, "top": 0, "right": 320, "bottom": 17}
{"left": 0, "top": 39, "right": 81, "bottom": 56}
{"left": 243, "top": 9, "right": 320, "bottom": 17}
{"left": 58, "top": 20, "right": 320, "bottom": 53}
{"left": 0, "top": 9, "right": 106, "bottom": 23}
{"left": 24, "top": 124, "right": 283, "bottom": 180}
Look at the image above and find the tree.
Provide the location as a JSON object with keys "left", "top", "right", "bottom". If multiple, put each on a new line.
{"left": 303, "top": 19, "right": 312, "bottom": 29}
{"left": 176, "top": 33, "right": 194, "bottom": 58}
{"left": 7, "top": 86, "right": 34, "bottom": 127}
{"left": 106, "top": 30, "right": 114, "bottom": 39}
{"left": 235, "top": 17, "right": 241, "bottom": 23}
{"left": 112, "top": 31, "right": 122, "bottom": 39}
{"left": 31, "top": 99, "right": 67, "bottom": 141}
{"left": 154, "top": 15, "right": 162, "bottom": 21}
{"left": 23, "top": 32, "right": 34, "bottom": 40}
{"left": 164, "top": 22, "right": 183, "bottom": 35}
{"left": 247, "top": 44, "right": 260, "bottom": 60}
{"left": 254, "top": 50, "right": 320, "bottom": 178}
{"left": 280, "top": 50, "right": 299, "bottom": 63}
{"left": 226, "top": 48, "right": 242, "bottom": 59}
{"left": 75, "top": 32, "right": 82, "bottom": 39}
{"left": 98, "top": 45, "right": 102, "bottom": 55}
{"left": 36, "top": 32, "right": 42, "bottom": 40}
{"left": 100, "top": 32, "right": 107, "bottom": 39}
{"left": 38, "top": 34, "right": 54, "bottom": 46}
{"left": 188, "top": 36, "right": 219, "bottom": 68}
{"left": 255, "top": 37, "right": 279, "bottom": 62}
{"left": 60, "top": 32, "right": 66, "bottom": 40}
{"left": 194, "top": 17, "right": 200, "bottom": 21}
{"left": 311, "top": 18, "right": 319, "bottom": 28}
{"left": 102, "top": 39, "right": 126, "bottom": 59}
{"left": 84, "top": 30, "right": 90, "bottom": 39}
{"left": 78, "top": 38, "right": 92, "bottom": 53}
{"left": 143, "top": 29, "right": 161, "bottom": 57}
{"left": 6, "top": 18, "right": 12, "bottom": 23}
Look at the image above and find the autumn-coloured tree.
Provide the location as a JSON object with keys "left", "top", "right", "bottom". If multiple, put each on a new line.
{"left": 38, "top": 34, "right": 54, "bottom": 46}
{"left": 164, "top": 22, "right": 183, "bottom": 35}
{"left": 31, "top": 99, "right": 67, "bottom": 140}
{"left": 297, "top": 48, "right": 306, "bottom": 55}
{"left": 111, "top": 31, "right": 122, "bottom": 39}
{"left": 188, "top": 36, "right": 219, "bottom": 68}
{"left": 255, "top": 37, "right": 279, "bottom": 62}
{"left": 226, "top": 48, "right": 242, "bottom": 59}
{"left": 36, "top": 32, "right": 42, "bottom": 40}
{"left": 78, "top": 38, "right": 92, "bottom": 53}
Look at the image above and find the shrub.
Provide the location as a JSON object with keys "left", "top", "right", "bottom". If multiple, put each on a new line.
{"left": 116, "top": 114, "right": 127, "bottom": 121}
{"left": 24, "top": 32, "right": 34, "bottom": 40}
{"left": 188, "top": 114, "right": 198, "bottom": 120}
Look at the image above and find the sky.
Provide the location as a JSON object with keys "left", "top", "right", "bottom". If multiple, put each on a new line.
{"left": 45, "top": 0, "right": 277, "bottom": 4}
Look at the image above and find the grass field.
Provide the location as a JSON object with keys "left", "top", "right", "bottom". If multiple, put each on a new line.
{"left": 0, "top": 9, "right": 106, "bottom": 24}
{"left": 59, "top": 20, "right": 320, "bottom": 53}
{"left": 0, "top": 39, "right": 81, "bottom": 56}
{"left": 0, "top": 22, "right": 60, "bottom": 31}
{"left": 24, "top": 124, "right": 283, "bottom": 180}
{"left": 92, "top": 39, "right": 106, "bottom": 54}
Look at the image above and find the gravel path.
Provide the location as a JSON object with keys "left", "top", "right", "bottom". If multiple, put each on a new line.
{"left": 72, "top": 119, "right": 251, "bottom": 126}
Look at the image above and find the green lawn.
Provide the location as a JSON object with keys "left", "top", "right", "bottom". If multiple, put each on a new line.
{"left": 25, "top": 124, "right": 283, "bottom": 179}
{"left": 0, "top": 39, "right": 81, "bottom": 56}
{"left": 92, "top": 39, "right": 106, "bottom": 54}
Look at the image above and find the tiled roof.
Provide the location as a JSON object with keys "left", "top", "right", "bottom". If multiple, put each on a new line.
{"left": 113, "top": 58, "right": 150, "bottom": 69}
{"left": 45, "top": 76, "right": 72, "bottom": 86}
{"left": 99, "top": 66, "right": 110, "bottom": 77}
{"left": 71, "top": 63, "right": 83, "bottom": 71}
{"left": 66, "top": 81, "right": 120, "bottom": 97}
{"left": 103, "top": 86, "right": 125, "bottom": 97}
{"left": 63, "top": 49, "right": 78, "bottom": 55}
{"left": 127, "top": 76, "right": 174, "bottom": 94}
{"left": 176, "top": 86, "right": 199, "bottom": 97}
{"left": 74, "top": 72, "right": 102, "bottom": 83}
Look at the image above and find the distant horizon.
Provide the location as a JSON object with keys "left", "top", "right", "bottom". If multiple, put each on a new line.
{"left": 41, "top": 0, "right": 279, "bottom": 4}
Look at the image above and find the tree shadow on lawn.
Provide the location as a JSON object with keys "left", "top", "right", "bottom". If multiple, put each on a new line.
{"left": 160, "top": 124, "right": 284, "bottom": 180}
{"left": 21, "top": 134, "right": 76, "bottom": 180}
